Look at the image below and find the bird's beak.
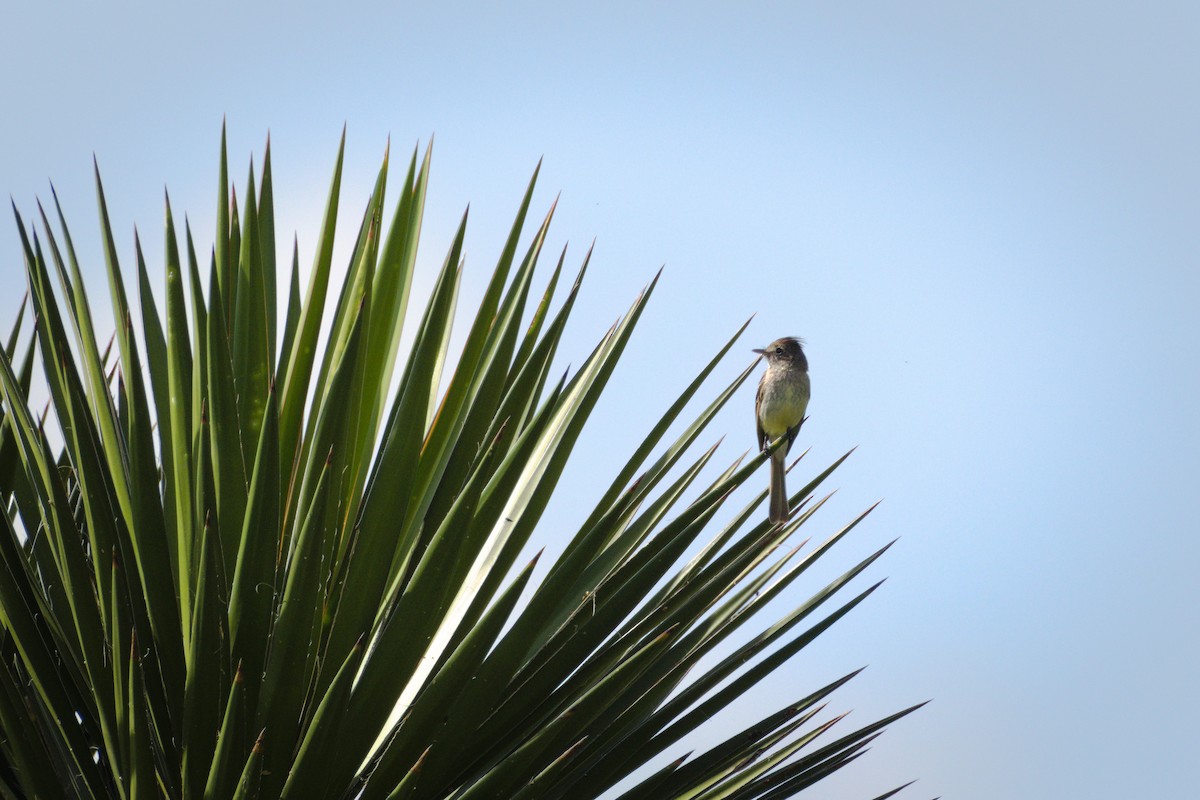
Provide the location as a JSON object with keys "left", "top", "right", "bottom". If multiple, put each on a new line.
{"left": 752, "top": 348, "right": 765, "bottom": 355}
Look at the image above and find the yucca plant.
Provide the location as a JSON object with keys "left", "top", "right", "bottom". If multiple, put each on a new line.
{"left": 0, "top": 127, "right": 921, "bottom": 799}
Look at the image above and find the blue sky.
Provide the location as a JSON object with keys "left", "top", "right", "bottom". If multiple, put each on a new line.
{"left": 3, "top": 3, "right": 1198, "bottom": 798}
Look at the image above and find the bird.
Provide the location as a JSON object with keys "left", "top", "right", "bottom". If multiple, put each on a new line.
{"left": 754, "top": 337, "right": 810, "bottom": 523}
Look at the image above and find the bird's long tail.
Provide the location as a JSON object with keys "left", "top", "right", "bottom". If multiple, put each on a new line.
{"left": 769, "top": 449, "right": 789, "bottom": 524}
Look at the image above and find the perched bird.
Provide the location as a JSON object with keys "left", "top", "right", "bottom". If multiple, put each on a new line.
{"left": 754, "top": 337, "right": 810, "bottom": 523}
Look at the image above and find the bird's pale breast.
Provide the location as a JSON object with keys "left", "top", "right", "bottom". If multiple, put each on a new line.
{"left": 759, "top": 370, "right": 810, "bottom": 438}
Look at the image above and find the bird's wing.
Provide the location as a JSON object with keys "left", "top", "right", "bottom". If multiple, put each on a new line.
{"left": 755, "top": 379, "right": 768, "bottom": 451}
{"left": 786, "top": 415, "right": 807, "bottom": 448}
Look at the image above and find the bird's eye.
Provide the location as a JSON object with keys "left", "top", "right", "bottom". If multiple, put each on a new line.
{"left": 775, "top": 346, "right": 783, "bottom": 354}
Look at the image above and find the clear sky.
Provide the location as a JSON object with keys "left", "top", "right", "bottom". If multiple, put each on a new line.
{"left": 3, "top": 3, "right": 1198, "bottom": 798}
